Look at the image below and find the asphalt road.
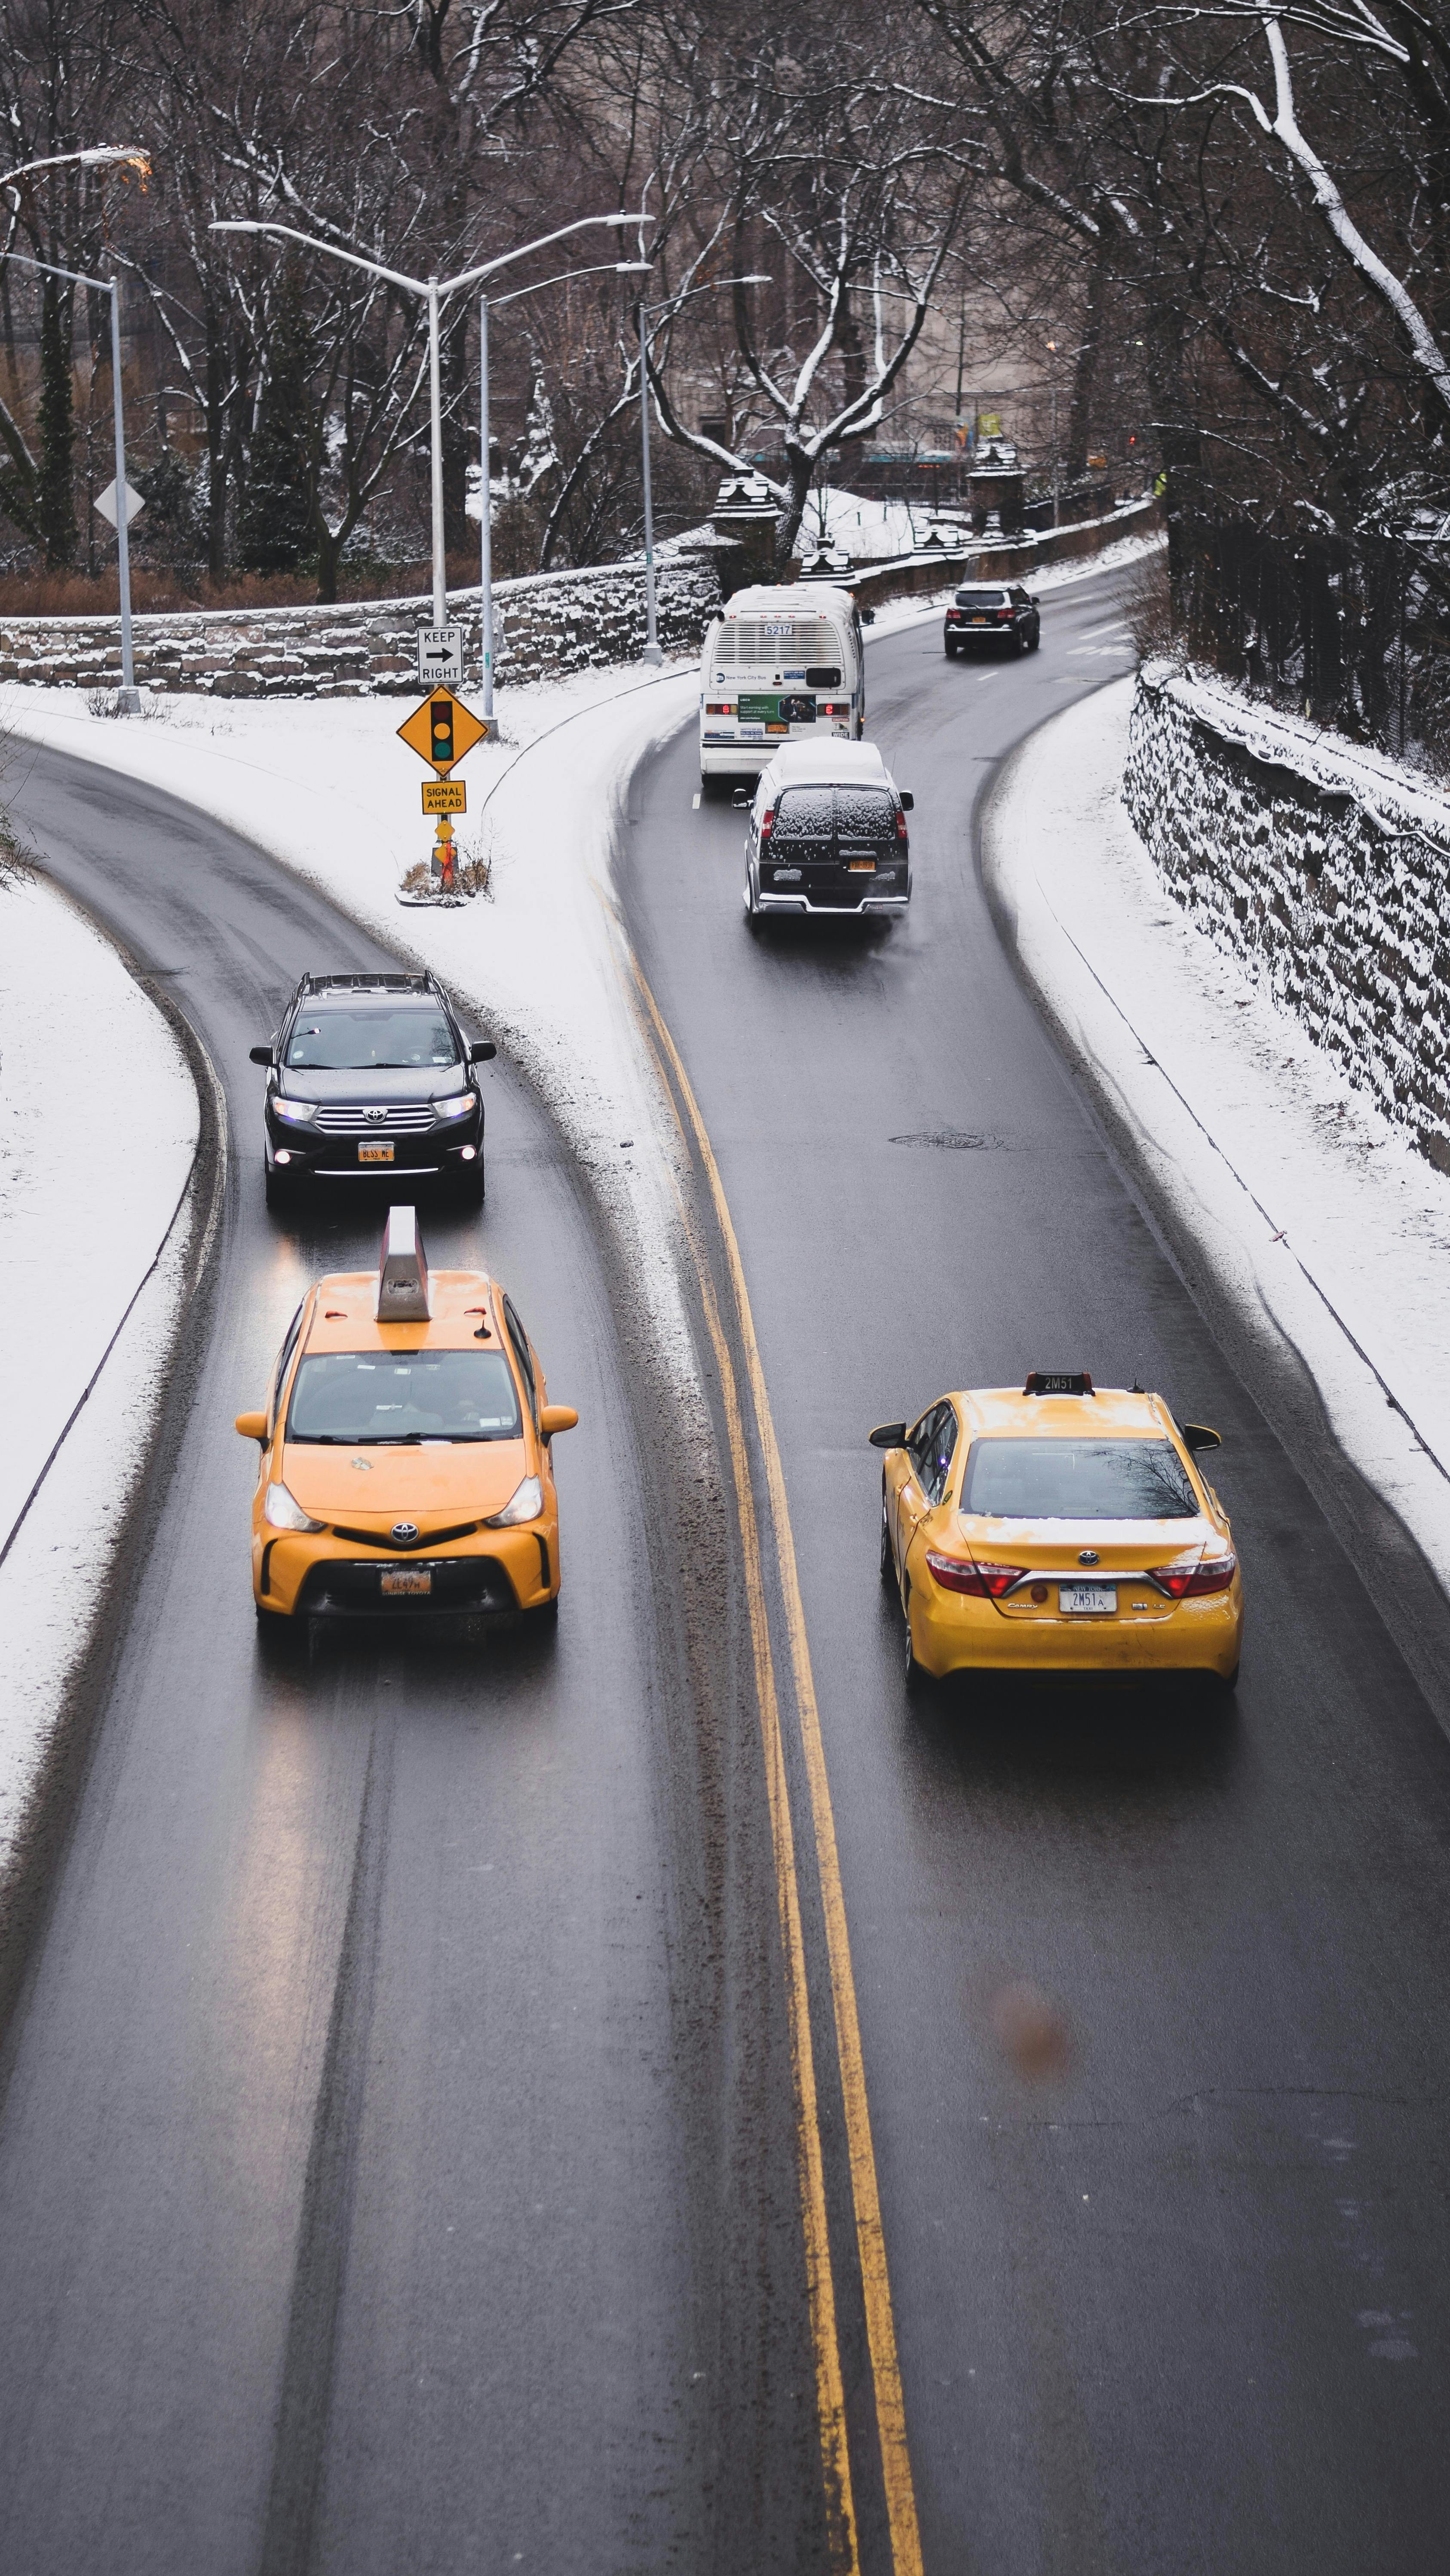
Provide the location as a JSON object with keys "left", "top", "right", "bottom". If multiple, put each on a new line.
{"left": 3, "top": 567, "right": 1450, "bottom": 2576}
{"left": 615, "top": 567, "right": 1450, "bottom": 2575}
{"left": 0, "top": 751, "right": 820, "bottom": 2575}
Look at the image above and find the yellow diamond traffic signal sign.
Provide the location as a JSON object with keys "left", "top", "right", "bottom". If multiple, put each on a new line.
{"left": 397, "top": 688, "right": 490, "bottom": 775}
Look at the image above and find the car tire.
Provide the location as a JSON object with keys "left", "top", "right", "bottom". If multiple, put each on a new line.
{"left": 454, "top": 1159, "right": 485, "bottom": 1210}
{"left": 1016, "top": 626, "right": 1031, "bottom": 654}
{"left": 526, "top": 1596, "right": 560, "bottom": 1629}
{"left": 264, "top": 1161, "right": 294, "bottom": 1215}
{"left": 1028, "top": 626, "right": 1041, "bottom": 652}
{"left": 255, "top": 1601, "right": 303, "bottom": 1663}
{"left": 880, "top": 1488, "right": 895, "bottom": 1585}
{"left": 944, "top": 641, "right": 958, "bottom": 659}
{"left": 903, "top": 1584, "right": 930, "bottom": 1692}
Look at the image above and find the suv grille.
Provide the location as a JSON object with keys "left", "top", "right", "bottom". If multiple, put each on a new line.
{"left": 313, "top": 1104, "right": 437, "bottom": 1135}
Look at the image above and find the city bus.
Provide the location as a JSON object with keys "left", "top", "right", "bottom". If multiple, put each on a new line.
{"left": 699, "top": 583, "right": 866, "bottom": 789}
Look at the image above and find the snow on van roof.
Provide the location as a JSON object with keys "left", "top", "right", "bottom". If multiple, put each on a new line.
{"left": 761, "top": 739, "right": 892, "bottom": 788}
{"left": 720, "top": 583, "right": 855, "bottom": 614}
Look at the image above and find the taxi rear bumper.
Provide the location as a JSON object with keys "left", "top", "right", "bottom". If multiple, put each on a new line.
{"left": 910, "top": 1581, "right": 1243, "bottom": 1680}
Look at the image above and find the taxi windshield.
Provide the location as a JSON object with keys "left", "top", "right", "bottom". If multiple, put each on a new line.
{"left": 961, "top": 1436, "right": 1198, "bottom": 1519}
{"left": 286, "top": 1009, "right": 457, "bottom": 1070}
{"left": 288, "top": 1349, "right": 522, "bottom": 1443}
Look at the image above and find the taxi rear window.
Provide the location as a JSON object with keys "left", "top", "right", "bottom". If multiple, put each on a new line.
{"left": 961, "top": 1438, "right": 1198, "bottom": 1519}
{"left": 288, "top": 1349, "right": 522, "bottom": 1443}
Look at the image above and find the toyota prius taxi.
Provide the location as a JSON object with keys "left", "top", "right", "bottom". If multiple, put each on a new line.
{"left": 236, "top": 1208, "right": 577, "bottom": 1634}
{"left": 873, "top": 1374, "right": 1242, "bottom": 1689}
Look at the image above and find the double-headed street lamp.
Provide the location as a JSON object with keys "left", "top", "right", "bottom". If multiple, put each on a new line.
{"left": 211, "top": 213, "right": 649, "bottom": 635}
{"left": 636, "top": 278, "right": 769, "bottom": 662}
{"left": 476, "top": 257, "right": 651, "bottom": 718}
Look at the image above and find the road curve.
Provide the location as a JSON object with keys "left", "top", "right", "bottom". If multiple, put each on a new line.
{"left": 615, "top": 567, "right": 1450, "bottom": 2576}
{"left": 0, "top": 747, "right": 824, "bottom": 2574}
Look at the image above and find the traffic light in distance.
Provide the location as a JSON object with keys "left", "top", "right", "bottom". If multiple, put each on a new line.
{"left": 429, "top": 694, "right": 456, "bottom": 770}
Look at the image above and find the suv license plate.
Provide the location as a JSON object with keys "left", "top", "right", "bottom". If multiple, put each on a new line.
{"left": 1060, "top": 1583, "right": 1116, "bottom": 1615}
{"left": 381, "top": 1567, "right": 431, "bottom": 1595}
{"left": 359, "top": 1141, "right": 394, "bottom": 1163}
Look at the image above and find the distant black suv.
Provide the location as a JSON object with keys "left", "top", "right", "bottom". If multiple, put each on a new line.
{"left": 944, "top": 582, "right": 1041, "bottom": 656}
{"left": 252, "top": 972, "right": 496, "bottom": 1211}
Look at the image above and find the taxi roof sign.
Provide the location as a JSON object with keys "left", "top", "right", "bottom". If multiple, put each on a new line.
{"left": 377, "top": 1205, "right": 431, "bottom": 1322}
{"left": 397, "top": 688, "right": 489, "bottom": 773}
{"left": 1024, "top": 1371, "right": 1094, "bottom": 1396}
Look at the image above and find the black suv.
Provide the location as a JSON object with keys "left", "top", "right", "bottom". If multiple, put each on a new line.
{"left": 252, "top": 972, "right": 496, "bottom": 1211}
{"left": 944, "top": 582, "right": 1041, "bottom": 656}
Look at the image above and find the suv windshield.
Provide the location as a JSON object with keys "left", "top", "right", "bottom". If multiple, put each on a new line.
{"left": 286, "top": 1009, "right": 457, "bottom": 1070}
{"left": 961, "top": 1437, "right": 1199, "bottom": 1519}
{"left": 288, "top": 1349, "right": 522, "bottom": 1442}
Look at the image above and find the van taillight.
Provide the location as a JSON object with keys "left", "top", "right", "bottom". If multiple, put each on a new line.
{"left": 760, "top": 807, "right": 775, "bottom": 839}
{"left": 895, "top": 810, "right": 907, "bottom": 840}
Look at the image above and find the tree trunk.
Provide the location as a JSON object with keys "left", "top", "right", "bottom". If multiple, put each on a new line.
{"left": 37, "top": 280, "right": 77, "bottom": 571}
{"left": 1066, "top": 235, "right": 1111, "bottom": 480}
{"left": 205, "top": 294, "right": 228, "bottom": 583}
{"left": 773, "top": 449, "right": 815, "bottom": 572}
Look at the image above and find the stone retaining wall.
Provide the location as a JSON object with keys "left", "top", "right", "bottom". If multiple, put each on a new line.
{"left": 0, "top": 552, "right": 725, "bottom": 699}
{"left": 1125, "top": 659, "right": 1450, "bottom": 1171}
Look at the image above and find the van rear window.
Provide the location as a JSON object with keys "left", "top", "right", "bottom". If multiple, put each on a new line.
{"left": 773, "top": 788, "right": 835, "bottom": 843}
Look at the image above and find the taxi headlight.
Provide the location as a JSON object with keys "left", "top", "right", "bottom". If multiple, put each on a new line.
{"left": 432, "top": 1091, "right": 475, "bottom": 1120}
{"left": 264, "top": 1480, "right": 324, "bottom": 1533}
{"left": 273, "top": 1097, "right": 316, "bottom": 1125}
{"left": 486, "top": 1474, "right": 543, "bottom": 1527}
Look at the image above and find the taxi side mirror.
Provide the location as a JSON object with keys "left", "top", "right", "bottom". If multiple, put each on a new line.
{"left": 869, "top": 1420, "right": 907, "bottom": 1450}
{"left": 469, "top": 1040, "right": 497, "bottom": 1063}
{"left": 248, "top": 1045, "right": 274, "bottom": 1067}
{"left": 1182, "top": 1423, "right": 1221, "bottom": 1453}
{"left": 540, "top": 1405, "right": 579, "bottom": 1437}
{"left": 235, "top": 1410, "right": 268, "bottom": 1443}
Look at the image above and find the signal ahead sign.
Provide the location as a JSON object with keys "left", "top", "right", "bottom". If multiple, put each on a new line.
{"left": 422, "top": 779, "right": 466, "bottom": 814}
{"left": 417, "top": 625, "right": 464, "bottom": 685}
{"left": 397, "top": 688, "right": 490, "bottom": 773}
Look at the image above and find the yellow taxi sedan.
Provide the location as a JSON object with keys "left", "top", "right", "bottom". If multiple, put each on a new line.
{"left": 236, "top": 1208, "right": 576, "bottom": 1635}
{"left": 872, "top": 1372, "right": 1242, "bottom": 1690}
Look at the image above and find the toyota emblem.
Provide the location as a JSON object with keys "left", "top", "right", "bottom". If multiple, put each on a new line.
{"left": 391, "top": 1521, "right": 420, "bottom": 1545}
{"left": 365, "top": 1106, "right": 386, "bottom": 1123}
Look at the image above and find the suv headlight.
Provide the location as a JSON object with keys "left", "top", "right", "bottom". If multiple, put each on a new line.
{"left": 264, "top": 1480, "right": 324, "bottom": 1532}
{"left": 486, "top": 1475, "right": 543, "bottom": 1527}
{"left": 432, "top": 1091, "right": 475, "bottom": 1120}
{"left": 273, "top": 1098, "right": 316, "bottom": 1125}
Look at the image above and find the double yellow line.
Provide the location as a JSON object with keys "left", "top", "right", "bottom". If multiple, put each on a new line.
{"left": 628, "top": 954, "right": 923, "bottom": 2576}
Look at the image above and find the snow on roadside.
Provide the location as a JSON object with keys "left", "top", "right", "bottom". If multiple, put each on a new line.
{"left": 983, "top": 672, "right": 1450, "bottom": 1602}
{"left": 0, "top": 865, "right": 199, "bottom": 1880}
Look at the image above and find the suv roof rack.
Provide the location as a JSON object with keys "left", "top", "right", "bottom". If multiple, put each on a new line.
{"left": 294, "top": 970, "right": 442, "bottom": 999}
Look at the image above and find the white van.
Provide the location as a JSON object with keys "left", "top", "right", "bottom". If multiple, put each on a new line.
{"left": 699, "top": 583, "right": 865, "bottom": 788}
{"left": 737, "top": 739, "right": 913, "bottom": 921}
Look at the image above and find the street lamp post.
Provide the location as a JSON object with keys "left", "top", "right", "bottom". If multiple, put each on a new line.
{"left": 476, "top": 259, "right": 650, "bottom": 717}
{"left": 212, "top": 212, "right": 649, "bottom": 650}
{"left": 6, "top": 249, "right": 141, "bottom": 707}
{"left": 637, "top": 276, "right": 770, "bottom": 665}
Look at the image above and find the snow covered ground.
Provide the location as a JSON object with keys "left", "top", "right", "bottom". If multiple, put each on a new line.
{"left": 0, "top": 864, "right": 200, "bottom": 1882}
{"left": 984, "top": 673, "right": 1450, "bottom": 1619}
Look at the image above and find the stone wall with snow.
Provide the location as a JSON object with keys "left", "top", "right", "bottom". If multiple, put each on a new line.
{"left": 1125, "top": 660, "right": 1450, "bottom": 1171}
{"left": 0, "top": 553, "right": 724, "bottom": 699}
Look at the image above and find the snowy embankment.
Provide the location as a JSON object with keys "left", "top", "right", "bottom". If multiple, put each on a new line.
{"left": 0, "top": 866, "right": 201, "bottom": 1886}
{"left": 984, "top": 675, "right": 1450, "bottom": 1630}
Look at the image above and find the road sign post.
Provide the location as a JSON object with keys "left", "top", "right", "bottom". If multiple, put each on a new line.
{"left": 397, "top": 687, "right": 489, "bottom": 903}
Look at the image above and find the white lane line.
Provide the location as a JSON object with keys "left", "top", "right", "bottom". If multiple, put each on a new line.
{"left": 692, "top": 792, "right": 701, "bottom": 809}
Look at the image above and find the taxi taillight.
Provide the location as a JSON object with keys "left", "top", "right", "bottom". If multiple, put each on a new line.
{"left": 1151, "top": 1553, "right": 1237, "bottom": 1598}
{"left": 925, "top": 1549, "right": 1024, "bottom": 1597}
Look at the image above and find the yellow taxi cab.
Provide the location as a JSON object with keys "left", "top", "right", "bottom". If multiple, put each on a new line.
{"left": 872, "top": 1372, "right": 1242, "bottom": 1689}
{"left": 236, "top": 1208, "right": 576, "bottom": 1635}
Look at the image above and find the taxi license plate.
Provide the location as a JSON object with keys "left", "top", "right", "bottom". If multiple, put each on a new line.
{"left": 381, "top": 1567, "right": 431, "bottom": 1596}
{"left": 1060, "top": 1582, "right": 1116, "bottom": 1615}
{"left": 359, "top": 1141, "right": 394, "bottom": 1164}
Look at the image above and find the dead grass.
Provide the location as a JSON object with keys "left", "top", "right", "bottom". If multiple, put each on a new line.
{"left": 0, "top": 553, "right": 485, "bottom": 619}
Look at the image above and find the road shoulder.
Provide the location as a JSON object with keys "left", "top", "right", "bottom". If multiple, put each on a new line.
{"left": 982, "top": 673, "right": 1450, "bottom": 1721}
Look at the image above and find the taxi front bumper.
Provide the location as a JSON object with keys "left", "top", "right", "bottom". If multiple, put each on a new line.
{"left": 910, "top": 1579, "right": 1243, "bottom": 1680}
{"left": 254, "top": 1521, "right": 556, "bottom": 1619}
